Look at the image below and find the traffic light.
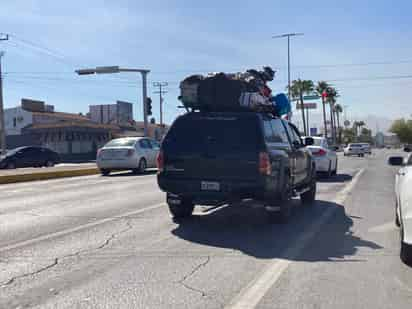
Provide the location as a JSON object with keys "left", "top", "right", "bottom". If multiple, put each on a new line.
{"left": 146, "top": 97, "right": 152, "bottom": 116}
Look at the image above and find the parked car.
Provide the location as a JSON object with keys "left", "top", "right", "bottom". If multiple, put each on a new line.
{"left": 403, "top": 144, "right": 411, "bottom": 152}
{"left": 344, "top": 143, "right": 366, "bottom": 157}
{"left": 0, "top": 146, "right": 60, "bottom": 169}
{"left": 360, "top": 143, "right": 372, "bottom": 154}
{"left": 303, "top": 136, "right": 338, "bottom": 177}
{"left": 388, "top": 154, "right": 412, "bottom": 265}
{"left": 157, "top": 112, "right": 317, "bottom": 222}
{"left": 97, "top": 137, "right": 160, "bottom": 176}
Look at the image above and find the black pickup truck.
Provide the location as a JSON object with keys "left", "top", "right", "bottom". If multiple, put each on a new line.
{"left": 157, "top": 112, "right": 316, "bottom": 222}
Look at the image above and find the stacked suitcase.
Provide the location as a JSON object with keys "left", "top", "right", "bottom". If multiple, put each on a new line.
{"left": 178, "top": 66, "right": 291, "bottom": 117}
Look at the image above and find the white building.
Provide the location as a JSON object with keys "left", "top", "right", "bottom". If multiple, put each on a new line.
{"left": 4, "top": 106, "right": 34, "bottom": 135}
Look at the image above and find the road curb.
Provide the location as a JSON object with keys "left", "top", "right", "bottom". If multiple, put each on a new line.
{"left": 0, "top": 168, "right": 100, "bottom": 185}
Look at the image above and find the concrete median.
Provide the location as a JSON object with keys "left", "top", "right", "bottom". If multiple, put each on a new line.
{"left": 0, "top": 167, "right": 100, "bottom": 185}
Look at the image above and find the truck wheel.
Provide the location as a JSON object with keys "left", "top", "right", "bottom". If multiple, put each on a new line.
{"left": 267, "top": 179, "right": 292, "bottom": 224}
{"left": 168, "top": 196, "right": 194, "bottom": 220}
{"left": 301, "top": 172, "right": 316, "bottom": 206}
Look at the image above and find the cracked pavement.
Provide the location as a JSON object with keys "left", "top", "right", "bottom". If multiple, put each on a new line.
{"left": 1, "top": 150, "right": 412, "bottom": 308}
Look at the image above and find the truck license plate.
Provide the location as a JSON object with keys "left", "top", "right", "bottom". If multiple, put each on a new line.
{"left": 201, "top": 181, "right": 220, "bottom": 191}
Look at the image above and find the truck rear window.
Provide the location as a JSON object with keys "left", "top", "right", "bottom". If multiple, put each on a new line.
{"left": 163, "top": 115, "right": 260, "bottom": 154}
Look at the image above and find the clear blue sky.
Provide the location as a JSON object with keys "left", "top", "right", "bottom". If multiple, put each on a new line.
{"left": 1, "top": 0, "right": 412, "bottom": 129}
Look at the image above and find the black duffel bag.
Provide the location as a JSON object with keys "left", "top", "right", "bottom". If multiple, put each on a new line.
{"left": 197, "top": 73, "right": 256, "bottom": 112}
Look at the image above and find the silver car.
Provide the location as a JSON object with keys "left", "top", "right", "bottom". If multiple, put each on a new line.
{"left": 96, "top": 137, "right": 160, "bottom": 176}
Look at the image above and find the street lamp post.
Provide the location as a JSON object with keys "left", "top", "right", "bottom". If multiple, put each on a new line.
{"left": 272, "top": 33, "right": 304, "bottom": 102}
{"left": 75, "top": 66, "right": 150, "bottom": 137}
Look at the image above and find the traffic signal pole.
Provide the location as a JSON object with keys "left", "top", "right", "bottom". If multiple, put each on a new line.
{"left": 75, "top": 66, "right": 151, "bottom": 137}
{"left": 141, "top": 71, "right": 148, "bottom": 137}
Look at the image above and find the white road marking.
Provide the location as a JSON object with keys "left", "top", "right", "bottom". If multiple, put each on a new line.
{"left": 225, "top": 168, "right": 365, "bottom": 309}
{"left": 368, "top": 221, "right": 397, "bottom": 233}
{"left": 0, "top": 203, "right": 166, "bottom": 254}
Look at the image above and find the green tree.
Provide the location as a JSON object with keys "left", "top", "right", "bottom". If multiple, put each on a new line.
{"left": 353, "top": 121, "right": 366, "bottom": 140}
{"left": 359, "top": 127, "right": 373, "bottom": 143}
{"left": 342, "top": 127, "right": 356, "bottom": 144}
{"left": 325, "top": 87, "right": 338, "bottom": 143}
{"left": 315, "top": 81, "right": 330, "bottom": 139}
{"left": 289, "top": 79, "right": 314, "bottom": 136}
{"left": 390, "top": 119, "right": 412, "bottom": 144}
{"left": 334, "top": 104, "right": 343, "bottom": 143}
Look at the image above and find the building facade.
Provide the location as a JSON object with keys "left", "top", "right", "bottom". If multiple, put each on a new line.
{"left": 89, "top": 101, "right": 133, "bottom": 125}
{"left": 4, "top": 99, "right": 120, "bottom": 161}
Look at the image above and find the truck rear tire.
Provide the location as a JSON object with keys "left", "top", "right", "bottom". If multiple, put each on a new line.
{"left": 168, "top": 198, "right": 194, "bottom": 220}
{"left": 267, "top": 178, "right": 292, "bottom": 224}
{"left": 301, "top": 171, "right": 317, "bottom": 206}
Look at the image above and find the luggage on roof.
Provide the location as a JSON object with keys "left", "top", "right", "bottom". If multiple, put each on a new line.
{"left": 178, "top": 66, "right": 290, "bottom": 117}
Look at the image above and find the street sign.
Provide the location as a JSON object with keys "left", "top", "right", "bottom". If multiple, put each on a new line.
{"left": 303, "top": 95, "right": 320, "bottom": 100}
{"left": 296, "top": 102, "right": 317, "bottom": 110}
{"left": 310, "top": 128, "right": 318, "bottom": 136}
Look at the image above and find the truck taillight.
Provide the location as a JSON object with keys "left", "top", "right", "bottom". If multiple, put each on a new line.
{"left": 157, "top": 151, "right": 164, "bottom": 173}
{"left": 259, "top": 152, "right": 271, "bottom": 176}
{"left": 313, "top": 149, "right": 327, "bottom": 156}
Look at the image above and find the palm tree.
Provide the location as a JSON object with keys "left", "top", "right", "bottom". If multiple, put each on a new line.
{"left": 325, "top": 87, "right": 338, "bottom": 144}
{"left": 353, "top": 121, "right": 366, "bottom": 141}
{"left": 315, "top": 81, "right": 330, "bottom": 138}
{"left": 334, "top": 104, "right": 343, "bottom": 143}
{"left": 289, "top": 79, "right": 314, "bottom": 136}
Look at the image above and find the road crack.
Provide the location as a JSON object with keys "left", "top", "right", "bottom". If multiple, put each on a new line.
{"left": 176, "top": 256, "right": 210, "bottom": 297}
{"left": 1, "top": 258, "right": 58, "bottom": 287}
{"left": 1, "top": 219, "right": 134, "bottom": 288}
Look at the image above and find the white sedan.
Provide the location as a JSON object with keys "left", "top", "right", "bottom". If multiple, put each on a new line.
{"left": 304, "top": 136, "right": 338, "bottom": 177}
{"left": 389, "top": 154, "right": 412, "bottom": 265}
{"left": 97, "top": 137, "right": 160, "bottom": 176}
{"left": 344, "top": 143, "right": 366, "bottom": 157}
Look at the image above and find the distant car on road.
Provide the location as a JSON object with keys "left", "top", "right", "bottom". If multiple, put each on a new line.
{"left": 360, "top": 143, "right": 372, "bottom": 155}
{"left": 403, "top": 144, "right": 411, "bottom": 152}
{"left": 0, "top": 146, "right": 60, "bottom": 169}
{"left": 344, "top": 143, "right": 366, "bottom": 157}
{"left": 303, "top": 136, "right": 338, "bottom": 177}
{"left": 97, "top": 137, "right": 160, "bottom": 176}
{"left": 388, "top": 154, "right": 412, "bottom": 265}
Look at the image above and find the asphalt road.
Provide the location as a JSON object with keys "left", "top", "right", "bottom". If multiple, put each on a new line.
{"left": 1, "top": 149, "right": 411, "bottom": 308}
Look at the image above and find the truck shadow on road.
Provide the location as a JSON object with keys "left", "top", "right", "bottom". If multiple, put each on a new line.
{"left": 172, "top": 200, "right": 382, "bottom": 262}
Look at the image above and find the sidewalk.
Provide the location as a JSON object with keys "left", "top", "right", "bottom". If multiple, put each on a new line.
{"left": 0, "top": 163, "right": 100, "bottom": 184}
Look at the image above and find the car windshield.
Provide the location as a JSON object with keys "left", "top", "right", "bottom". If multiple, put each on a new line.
{"left": 104, "top": 139, "right": 137, "bottom": 147}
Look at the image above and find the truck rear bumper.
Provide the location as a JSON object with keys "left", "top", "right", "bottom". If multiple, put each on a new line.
{"left": 158, "top": 176, "right": 266, "bottom": 205}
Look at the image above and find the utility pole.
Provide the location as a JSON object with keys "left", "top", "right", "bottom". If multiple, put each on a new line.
{"left": 272, "top": 33, "right": 304, "bottom": 102}
{"left": 0, "top": 33, "right": 9, "bottom": 154}
{"left": 153, "top": 82, "right": 168, "bottom": 132}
